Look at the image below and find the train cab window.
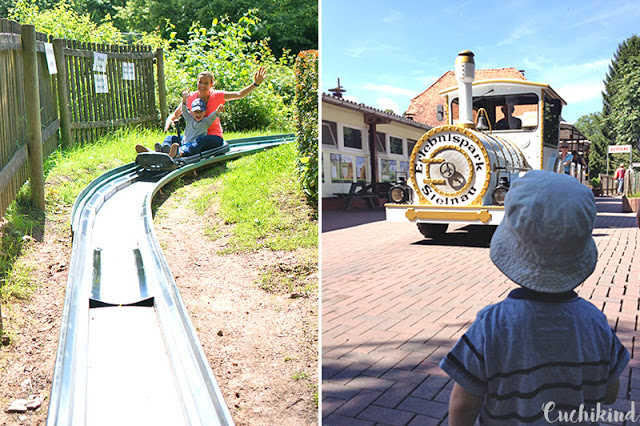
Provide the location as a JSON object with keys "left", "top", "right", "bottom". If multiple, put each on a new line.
{"left": 452, "top": 94, "right": 539, "bottom": 131}
{"left": 322, "top": 120, "right": 338, "bottom": 146}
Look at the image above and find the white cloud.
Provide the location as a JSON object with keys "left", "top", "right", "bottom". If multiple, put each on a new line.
{"left": 346, "top": 46, "right": 366, "bottom": 58}
{"left": 346, "top": 43, "right": 397, "bottom": 58}
{"left": 540, "top": 59, "right": 610, "bottom": 78}
{"left": 555, "top": 82, "right": 604, "bottom": 104}
{"left": 582, "top": 59, "right": 610, "bottom": 71}
{"left": 497, "top": 25, "right": 536, "bottom": 47}
{"left": 376, "top": 97, "right": 400, "bottom": 113}
{"left": 418, "top": 75, "right": 440, "bottom": 89}
{"left": 362, "top": 83, "right": 418, "bottom": 98}
{"left": 569, "top": 3, "right": 640, "bottom": 29}
{"left": 382, "top": 10, "right": 403, "bottom": 24}
{"left": 343, "top": 95, "right": 360, "bottom": 104}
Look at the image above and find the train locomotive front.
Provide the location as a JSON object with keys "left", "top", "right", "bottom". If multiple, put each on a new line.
{"left": 386, "top": 50, "right": 566, "bottom": 238}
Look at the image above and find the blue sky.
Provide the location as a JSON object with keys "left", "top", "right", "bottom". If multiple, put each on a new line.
{"left": 321, "top": 0, "right": 640, "bottom": 123}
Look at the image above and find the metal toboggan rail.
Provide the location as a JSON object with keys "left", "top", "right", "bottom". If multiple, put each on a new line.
{"left": 47, "top": 134, "right": 295, "bottom": 425}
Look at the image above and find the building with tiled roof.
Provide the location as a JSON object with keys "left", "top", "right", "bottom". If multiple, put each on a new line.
{"left": 322, "top": 92, "right": 431, "bottom": 207}
{"left": 405, "top": 68, "right": 527, "bottom": 127}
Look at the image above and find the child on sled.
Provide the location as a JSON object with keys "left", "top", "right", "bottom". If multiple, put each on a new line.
{"left": 135, "top": 90, "right": 223, "bottom": 159}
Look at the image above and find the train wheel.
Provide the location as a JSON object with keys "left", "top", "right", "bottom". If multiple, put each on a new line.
{"left": 417, "top": 223, "right": 448, "bottom": 239}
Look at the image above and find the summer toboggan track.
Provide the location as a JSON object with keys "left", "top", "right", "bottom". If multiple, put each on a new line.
{"left": 46, "top": 134, "right": 294, "bottom": 425}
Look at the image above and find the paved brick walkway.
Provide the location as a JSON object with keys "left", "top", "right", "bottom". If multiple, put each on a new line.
{"left": 321, "top": 197, "right": 640, "bottom": 425}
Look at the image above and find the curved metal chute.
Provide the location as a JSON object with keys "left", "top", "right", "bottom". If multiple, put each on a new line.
{"left": 48, "top": 134, "right": 295, "bottom": 425}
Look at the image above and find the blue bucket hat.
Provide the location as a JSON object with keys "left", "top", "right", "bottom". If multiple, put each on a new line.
{"left": 490, "top": 170, "right": 598, "bottom": 293}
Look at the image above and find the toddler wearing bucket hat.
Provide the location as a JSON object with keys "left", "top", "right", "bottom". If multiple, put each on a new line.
{"left": 439, "top": 170, "right": 629, "bottom": 425}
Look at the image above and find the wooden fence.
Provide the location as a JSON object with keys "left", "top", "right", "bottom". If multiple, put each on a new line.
{"left": 0, "top": 19, "right": 58, "bottom": 216}
{"left": 58, "top": 39, "right": 159, "bottom": 145}
{"left": 0, "top": 18, "right": 167, "bottom": 218}
{"left": 598, "top": 171, "right": 639, "bottom": 196}
{"left": 627, "top": 170, "right": 639, "bottom": 196}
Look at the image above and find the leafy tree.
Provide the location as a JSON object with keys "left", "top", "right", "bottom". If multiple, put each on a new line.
{"left": 608, "top": 58, "right": 640, "bottom": 151}
{"left": 67, "top": 0, "right": 126, "bottom": 25}
{"left": 113, "top": 0, "right": 317, "bottom": 55}
{"left": 577, "top": 35, "right": 640, "bottom": 177}
{"left": 602, "top": 35, "right": 640, "bottom": 117}
{"left": 165, "top": 11, "right": 295, "bottom": 131}
{"left": 575, "top": 113, "right": 608, "bottom": 178}
{"left": 9, "top": 0, "right": 123, "bottom": 43}
{"left": 1, "top": 0, "right": 56, "bottom": 18}
{"left": 601, "top": 35, "right": 640, "bottom": 150}
{"left": 254, "top": 0, "right": 318, "bottom": 55}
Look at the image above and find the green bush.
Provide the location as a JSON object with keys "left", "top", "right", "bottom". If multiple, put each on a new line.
{"left": 10, "top": 0, "right": 123, "bottom": 44}
{"left": 163, "top": 10, "right": 295, "bottom": 132}
{"left": 294, "top": 50, "right": 318, "bottom": 211}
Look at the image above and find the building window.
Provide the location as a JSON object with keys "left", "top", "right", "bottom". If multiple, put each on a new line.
{"left": 407, "top": 139, "right": 417, "bottom": 157}
{"left": 399, "top": 161, "right": 410, "bottom": 178}
{"left": 343, "top": 126, "right": 363, "bottom": 150}
{"left": 330, "top": 153, "right": 353, "bottom": 182}
{"left": 376, "top": 132, "right": 386, "bottom": 153}
{"left": 380, "top": 159, "right": 397, "bottom": 182}
{"left": 322, "top": 121, "right": 338, "bottom": 146}
{"left": 356, "top": 156, "right": 367, "bottom": 181}
{"left": 390, "top": 136, "right": 403, "bottom": 155}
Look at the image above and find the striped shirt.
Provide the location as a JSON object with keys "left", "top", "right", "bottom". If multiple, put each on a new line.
{"left": 440, "top": 288, "right": 629, "bottom": 425}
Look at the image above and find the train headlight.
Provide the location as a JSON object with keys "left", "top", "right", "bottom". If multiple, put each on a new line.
{"left": 389, "top": 184, "right": 410, "bottom": 204}
{"left": 491, "top": 177, "right": 510, "bottom": 206}
{"left": 492, "top": 187, "right": 508, "bottom": 205}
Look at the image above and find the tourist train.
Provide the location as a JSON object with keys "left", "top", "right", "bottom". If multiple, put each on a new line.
{"left": 386, "top": 50, "right": 566, "bottom": 238}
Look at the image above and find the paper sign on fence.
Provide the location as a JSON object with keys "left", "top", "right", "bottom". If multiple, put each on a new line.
{"left": 122, "top": 62, "right": 135, "bottom": 80}
{"left": 93, "top": 52, "right": 108, "bottom": 73}
{"left": 44, "top": 43, "right": 57, "bottom": 74}
{"left": 94, "top": 74, "right": 108, "bottom": 93}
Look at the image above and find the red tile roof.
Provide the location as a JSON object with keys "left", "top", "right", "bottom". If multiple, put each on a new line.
{"left": 405, "top": 68, "right": 527, "bottom": 127}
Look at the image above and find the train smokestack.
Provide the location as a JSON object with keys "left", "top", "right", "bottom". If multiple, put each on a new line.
{"left": 454, "top": 50, "right": 475, "bottom": 128}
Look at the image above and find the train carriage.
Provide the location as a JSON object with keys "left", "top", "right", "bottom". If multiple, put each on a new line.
{"left": 386, "top": 50, "right": 567, "bottom": 238}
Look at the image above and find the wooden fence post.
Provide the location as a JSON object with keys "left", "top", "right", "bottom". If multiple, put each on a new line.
{"left": 53, "top": 38, "right": 73, "bottom": 148}
{"left": 21, "top": 24, "right": 45, "bottom": 210}
{"left": 156, "top": 48, "right": 167, "bottom": 121}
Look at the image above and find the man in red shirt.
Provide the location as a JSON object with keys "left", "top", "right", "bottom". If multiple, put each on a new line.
{"left": 614, "top": 163, "right": 626, "bottom": 195}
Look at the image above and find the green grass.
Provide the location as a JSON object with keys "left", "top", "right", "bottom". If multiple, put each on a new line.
{"left": 259, "top": 248, "right": 317, "bottom": 295}
{"left": 44, "top": 127, "right": 159, "bottom": 210}
{"left": 292, "top": 371, "right": 309, "bottom": 381}
{"left": 185, "top": 142, "right": 317, "bottom": 253}
{"left": 0, "top": 188, "right": 44, "bottom": 306}
{"left": 217, "top": 143, "right": 317, "bottom": 252}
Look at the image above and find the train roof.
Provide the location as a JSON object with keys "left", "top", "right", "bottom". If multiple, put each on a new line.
{"left": 439, "top": 78, "right": 567, "bottom": 105}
